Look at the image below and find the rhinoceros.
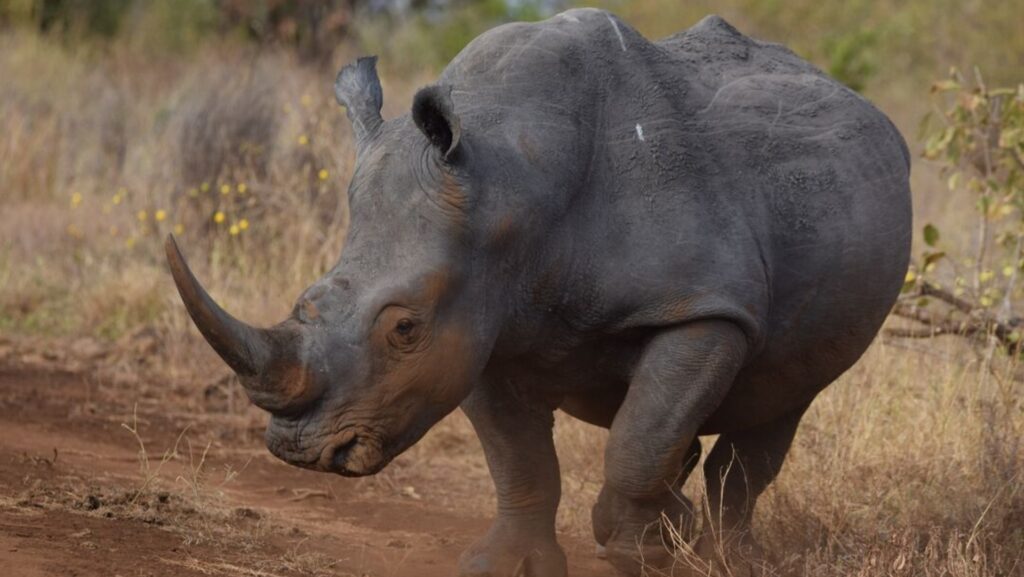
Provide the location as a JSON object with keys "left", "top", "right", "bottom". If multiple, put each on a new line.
{"left": 166, "top": 8, "right": 911, "bottom": 577}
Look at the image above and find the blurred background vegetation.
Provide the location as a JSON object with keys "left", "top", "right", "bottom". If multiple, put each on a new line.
{"left": 2, "top": 0, "right": 1022, "bottom": 337}
{"left": 1, "top": 3, "right": 1022, "bottom": 575}
{"left": 2, "top": 0, "right": 1021, "bottom": 82}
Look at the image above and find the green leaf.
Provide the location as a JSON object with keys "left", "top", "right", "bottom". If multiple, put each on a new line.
{"left": 999, "top": 128, "right": 1022, "bottom": 149}
{"left": 924, "top": 251, "right": 946, "bottom": 267}
{"left": 901, "top": 269, "right": 917, "bottom": 293}
{"left": 947, "top": 172, "right": 961, "bottom": 190}
{"left": 923, "top": 224, "right": 940, "bottom": 247}
{"left": 916, "top": 111, "right": 935, "bottom": 142}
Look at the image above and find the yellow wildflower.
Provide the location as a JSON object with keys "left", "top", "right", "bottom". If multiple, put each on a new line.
{"left": 924, "top": 262, "right": 936, "bottom": 273}
{"left": 980, "top": 295, "right": 994, "bottom": 308}
{"left": 298, "top": 134, "right": 309, "bottom": 146}
{"left": 155, "top": 209, "right": 167, "bottom": 222}
{"left": 238, "top": 218, "right": 249, "bottom": 231}
{"left": 213, "top": 211, "right": 226, "bottom": 224}
{"left": 220, "top": 184, "right": 231, "bottom": 195}
{"left": 237, "top": 183, "right": 247, "bottom": 194}
{"left": 904, "top": 270, "right": 917, "bottom": 283}
{"left": 318, "top": 169, "right": 329, "bottom": 181}
{"left": 188, "top": 187, "right": 199, "bottom": 198}
{"left": 979, "top": 269, "right": 995, "bottom": 283}
{"left": 229, "top": 224, "right": 240, "bottom": 236}
{"left": 999, "top": 204, "right": 1015, "bottom": 217}
{"left": 137, "top": 210, "right": 148, "bottom": 222}
{"left": 70, "top": 192, "right": 82, "bottom": 208}
{"left": 200, "top": 182, "right": 210, "bottom": 192}
{"left": 1004, "top": 266, "right": 1015, "bottom": 278}
{"left": 173, "top": 223, "right": 184, "bottom": 235}
{"left": 112, "top": 193, "right": 122, "bottom": 205}
{"left": 126, "top": 236, "right": 136, "bottom": 248}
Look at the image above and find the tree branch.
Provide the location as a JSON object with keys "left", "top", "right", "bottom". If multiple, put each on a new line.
{"left": 887, "top": 282, "right": 1023, "bottom": 354}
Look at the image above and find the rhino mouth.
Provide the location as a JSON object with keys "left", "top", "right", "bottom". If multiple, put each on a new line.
{"left": 319, "top": 428, "right": 391, "bottom": 477}
{"left": 267, "top": 410, "right": 440, "bottom": 477}
{"left": 263, "top": 420, "right": 384, "bottom": 476}
{"left": 320, "top": 411, "right": 441, "bottom": 477}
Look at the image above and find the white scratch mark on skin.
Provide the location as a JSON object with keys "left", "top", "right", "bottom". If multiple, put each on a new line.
{"left": 606, "top": 13, "right": 627, "bottom": 51}
{"left": 760, "top": 100, "right": 784, "bottom": 153}
{"left": 781, "top": 85, "right": 840, "bottom": 118}
{"left": 697, "top": 76, "right": 756, "bottom": 113}
{"left": 635, "top": 123, "right": 645, "bottom": 141}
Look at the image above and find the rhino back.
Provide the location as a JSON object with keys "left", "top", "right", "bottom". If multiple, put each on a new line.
{"left": 440, "top": 10, "right": 911, "bottom": 421}
{"left": 656, "top": 16, "right": 912, "bottom": 424}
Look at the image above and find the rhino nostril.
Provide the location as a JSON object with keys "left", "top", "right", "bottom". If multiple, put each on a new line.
{"left": 330, "top": 435, "right": 359, "bottom": 469}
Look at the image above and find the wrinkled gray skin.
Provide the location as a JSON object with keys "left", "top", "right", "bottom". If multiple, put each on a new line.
{"left": 167, "top": 9, "right": 911, "bottom": 577}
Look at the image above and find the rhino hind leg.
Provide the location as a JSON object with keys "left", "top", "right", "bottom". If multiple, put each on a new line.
{"left": 696, "top": 402, "right": 810, "bottom": 576}
{"left": 592, "top": 437, "right": 702, "bottom": 558}
{"left": 458, "top": 377, "right": 567, "bottom": 577}
{"left": 596, "top": 320, "right": 749, "bottom": 576}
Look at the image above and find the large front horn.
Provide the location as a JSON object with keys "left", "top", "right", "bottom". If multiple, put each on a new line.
{"left": 165, "top": 235, "right": 272, "bottom": 377}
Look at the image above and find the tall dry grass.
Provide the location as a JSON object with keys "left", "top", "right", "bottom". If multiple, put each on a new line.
{"left": 0, "top": 29, "right": 432, "bottom": 339}
{"left": 0, "top": 20, "right": 1021, "bottom": 577}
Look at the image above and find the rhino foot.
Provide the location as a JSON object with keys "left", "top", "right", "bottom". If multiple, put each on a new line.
{"left": 693, "top": 529, "right": 768, "bottom": 577}
{"left": 592, "top": 485, "right": 698, "bottom": 576}
{"left": 602, "top": 533, "right": 674, "bottom": 576}
{"left": 458, "top": 522, "right": 567, "bottom": 577}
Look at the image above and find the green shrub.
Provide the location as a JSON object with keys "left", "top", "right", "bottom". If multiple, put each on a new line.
{"left": 823, "top": 28, "right": 878, "bottom": 92}
{"left": 895, "top": 70, "right": 1024, "bottom": 351}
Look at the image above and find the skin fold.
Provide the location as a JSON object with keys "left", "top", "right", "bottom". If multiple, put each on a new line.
{"left": 167, "top": 8, "right": 912, "bottom": 577}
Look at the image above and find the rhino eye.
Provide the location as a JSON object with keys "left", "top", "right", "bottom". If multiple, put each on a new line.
{"left": 379, "top": 308, "right": 422, "bottom": 350}
{"left": 395, "top": 318, "right": 415, "bottom": 335}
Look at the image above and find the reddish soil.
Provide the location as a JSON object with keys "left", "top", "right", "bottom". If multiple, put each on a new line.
{"left": 0, "top": 367, "right": 616, "bottom": 577}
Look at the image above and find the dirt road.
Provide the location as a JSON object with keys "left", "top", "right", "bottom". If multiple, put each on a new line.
{"left": 0, "top": 367, "right": 616, "bottom": 577}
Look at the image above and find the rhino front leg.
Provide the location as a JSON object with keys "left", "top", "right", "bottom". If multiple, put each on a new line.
{"left": 597, "top": 320, "right": 747, "bottom": 576}
{"left": 458, "top": 379, "right": 567, "bottom": 577}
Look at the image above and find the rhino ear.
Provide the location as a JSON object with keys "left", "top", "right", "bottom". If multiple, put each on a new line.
{"left": 412, "top": 85, "right": 461, "bottom": 161}
{"left": 334, "top": 56, "right": 384, "bottom": 149}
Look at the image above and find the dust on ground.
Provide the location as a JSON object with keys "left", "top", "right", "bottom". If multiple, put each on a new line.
{"left": 0, "top": 335, "right": 615, "bottom": 577}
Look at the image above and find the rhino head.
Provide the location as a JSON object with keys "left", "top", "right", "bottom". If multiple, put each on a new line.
{"left": 167, "top": 57, "right": 500, "bottom": 477}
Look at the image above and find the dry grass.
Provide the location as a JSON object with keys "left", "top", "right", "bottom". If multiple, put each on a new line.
{"left": 0, "top": 29, "right": 432, "bottom": 340}
{"left": 1, "top": 21, "right": 1022, "bottom": 577}
{"left": 377, "top": 339, "right": 1024, "bottom": 576}
{"left": 755, "top": 342, "right": 1023, "bottom": 576}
